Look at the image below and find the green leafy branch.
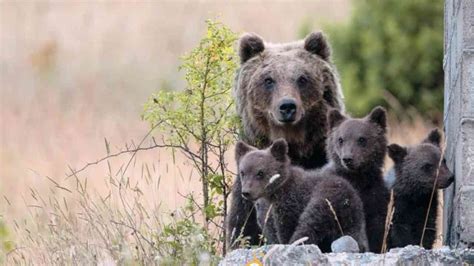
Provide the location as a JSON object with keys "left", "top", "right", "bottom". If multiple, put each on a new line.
{"left": 142, "top": 20, "right": 240, "bottom": 254}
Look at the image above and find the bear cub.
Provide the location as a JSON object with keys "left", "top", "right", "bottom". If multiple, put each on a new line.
{"left": 236, "top": 139, "right": 368, "bottom": 252}
{"left": 322, "top": 106, "right": 390, "bottom": 253}
{"left": 387, "top": 129, "right": 454, "bottom": 249}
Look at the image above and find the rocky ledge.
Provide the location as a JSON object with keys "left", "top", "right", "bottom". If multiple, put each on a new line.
{"left": 220, "top": 245, "right": 474, "bottom": 265}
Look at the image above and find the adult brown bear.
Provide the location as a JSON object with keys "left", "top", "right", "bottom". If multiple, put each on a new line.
{"left": 227, "top": 31, "right": 345, "bottom": 249}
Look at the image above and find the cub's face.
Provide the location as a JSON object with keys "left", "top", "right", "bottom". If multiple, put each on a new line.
{"left": 235, "top": 139, "right": 289, "bottom": 201}
{"left": 388, "top": 129, "right": 454, "bottom": 192}
{"left": 327, "top": 106, "right": 387, "bottom": 172}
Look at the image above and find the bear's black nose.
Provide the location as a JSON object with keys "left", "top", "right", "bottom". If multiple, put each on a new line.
{"left": 342, "top": 158, "right": 353, "bottom": 167}
{"left": 241, "top": 192, "right": 251, "bottom": 200}
{"left": 448, "top": 175, "right": 455, "bottom": 183}
{"left": 279, "top": 99, "right": 297, "bottom": 122}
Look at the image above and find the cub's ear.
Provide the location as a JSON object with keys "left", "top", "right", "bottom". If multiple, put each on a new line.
{"left": 387, "top": 144, "right": 407, "bottom": 163}
{"left": 239, "top": 33, "right": 265, "bottom": 64}
{"left": 304, "top": 31, "right": 331, "bottom": 61}
{"left": 327, "top": 108, "right": 346, "bottom": 129}
{"left": 422, "top": 128, "right": 441, "bottom": 147}
{"left": 367, "top": 106, "right": 387, "bottom": 132}
{"left": 235, "top": 141, "right": 256, "bottom": 163}
{"left": 270, "top": 138, "right": 288, "bottom": 162}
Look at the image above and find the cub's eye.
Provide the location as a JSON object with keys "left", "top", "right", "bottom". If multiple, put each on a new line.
{"left": 422, "top": 163, "right": 433, "bottom": 172}
{"left": 257, "top": 170, "right": 264, "bottom": 179}
{"left": 240, "top": 171, "right": 244, "bottom": 177}
{"left": 358, "top": 137, "right": 367, "bottom": 146}
{"left": 338, "top": 137, "right": 344, "bottom": 145}
{"left": 264, "top": 78, "right": 275, "bottom": 90}
{"left": 297, "top": 76, "right": 308, "bottom": 87}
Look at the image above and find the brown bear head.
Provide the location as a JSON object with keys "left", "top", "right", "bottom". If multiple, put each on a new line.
{"left": 234, "top": 32, "right": 344, "bottom": 152}
{"left": 388, "top": 129, "right": 454, "bottom": 195}
{"left": 327, "top": 106, "right": 388, "bottom": 173}
{"left": 235, "top": 139, "right": 290, "bottom": 201}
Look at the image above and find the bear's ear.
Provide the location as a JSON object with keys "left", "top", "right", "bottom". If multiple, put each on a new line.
{"left": 270, "top": 138, "right": 288, "bottom": 162}
{"left": 422, "top": 128, "right": 441, "bottom": 147}
{"left": 367, "top": 106, "right": 387, "bottom": 132}
{"left": 327, "top": 108, "right": 346, "bottom": 129}
{"left": 387, "top": 144, "right": 407, "bottom": 163}
{"left": 304, "top": 31, "right": 331, "bottom": 61}
{"left": 239, "top": 33, "right": 265, "bottom": 64}
{"left": 235, "top": 141, "right": 256, "bottom": 163}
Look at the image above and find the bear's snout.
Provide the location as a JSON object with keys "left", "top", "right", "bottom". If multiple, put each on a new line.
{"left": 241, "top": 192, "right": 251, "bottom": 200}
{"left": 341, "top": 156, "right": 358, "bottom": 170}
{"left": 436, "top": 160, "right": 455, "bottom": 189}
{"left": 342, "top": 157, "right": 354, "bottom": 168}
{"left": 278, "top": 98, "right": 297, "bottom": 122}
{"left": 241, "top": 182, "right": 259, "bottom": 201}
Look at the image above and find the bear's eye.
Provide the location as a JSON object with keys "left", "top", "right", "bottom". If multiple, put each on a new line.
{"left": 240, "top": 171, "right": 245, "bottom": 177}
{"left": 256, "top": 170, "right": 264, "bottom": 179}
{"left": 422, "top": 163, "right": 433, "bottom": 172}
{"left": 358, "top": 137, "right": 367, "bottom": 146}
{"left": 338, "top": 137, "right": 344, "bottom": 145}
{"left": 297, "top": 76, "right": 308, "bottom": 87}
{"left": 264, "top": 77, "right": 275, "bottom": 90}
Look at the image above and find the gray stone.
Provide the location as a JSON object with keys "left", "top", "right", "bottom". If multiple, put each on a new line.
{"left": 331, "top": 236, "right": 360, "bottom": 253}
{"left": 220, "top": 245, "right": 474, "bottom": 265}
{"left": 444, "top": 0, "right": 474, "bottom": 249}
{"left": 220, "top": 245, "right": 327, "bottom": 266}
{"left": 459, "top": 186, "right": 474, "bottom": 244}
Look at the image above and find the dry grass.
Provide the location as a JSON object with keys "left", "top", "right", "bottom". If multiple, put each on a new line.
{"left": 0, "top": 1, "right": 447, "bottom": 263}
{"left": 381, "top": 190, "right": 395, "bottom": 253}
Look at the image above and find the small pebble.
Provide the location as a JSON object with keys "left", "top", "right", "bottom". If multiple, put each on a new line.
{"left": 331, "top": 235, "right": 360, "bottom": 253}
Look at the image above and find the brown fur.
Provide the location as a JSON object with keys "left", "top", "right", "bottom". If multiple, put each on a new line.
{"left": 322, "top": 106, "right": 390, "bottom": 253}
{"left": 234, "top": 31, "right": 344, "bottom": 165}
{"left": 236, "top": 139, "right": 368, "bottom": 252}
{"left": 227, "top": 31, "right": 345, "bottom": 249}
{"left": 387, "top": 129, "right": 454, "bottom": 249}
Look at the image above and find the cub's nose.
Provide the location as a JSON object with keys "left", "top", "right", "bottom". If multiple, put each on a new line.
{"left": 342, "top": 158, "right": 353, "bottom": 166}
{"left": 241, "top": 192, "right": 251, "bottom": 200}
{"left": 279, "top": 99, "right": 297, "bottom": 122}
{"left": 448, "top": 174, "right": 455, "bottom": 183}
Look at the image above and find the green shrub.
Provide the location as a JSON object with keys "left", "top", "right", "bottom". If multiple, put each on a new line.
{"left": 0, "top": 218, "right": 14, "bottom": 264}
{"left": 326, "top": 0, "right": 444, "bottom": 120}
{"left": 143, "top": 19, "right": 239, "bottom": 254}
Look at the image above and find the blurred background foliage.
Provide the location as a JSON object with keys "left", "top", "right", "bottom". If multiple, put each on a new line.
{"left": 0, "top": 217, "right": 13, "bottom": 264}
{"left": 301, "top": 0, "right": 444, "bottom": 122}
